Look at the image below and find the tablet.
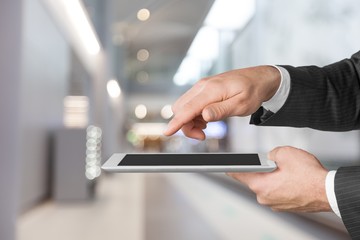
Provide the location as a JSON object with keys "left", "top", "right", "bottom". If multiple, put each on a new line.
{"left": 101, "top": 153, "right": 276, "bottom": 173}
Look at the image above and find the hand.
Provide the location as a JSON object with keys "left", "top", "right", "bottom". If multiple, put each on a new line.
{"left": 227, "top": 146, "right": 331, "bottom": 212}
{"left": 164, "top": 66, "right": 281, "bottom": 140}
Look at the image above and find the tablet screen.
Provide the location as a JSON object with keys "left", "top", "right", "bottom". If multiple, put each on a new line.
{"left": 118, "top": 154, "right": 261, "bottom": 166}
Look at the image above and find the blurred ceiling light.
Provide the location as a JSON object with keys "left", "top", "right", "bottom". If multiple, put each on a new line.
{"left": 63, "top": 96, "right": 89, "bottom": 128}
{"left": 62, "top": 0, "right": 100, "bottom": 55}
{"left": 132, "top": 123, "right": 167, "bottom": 136}
{"left": 107, "top": 79, "right": 121, "bottom": 98}
{"left": 205, "top": 0, "right": 255, "bottom": 30}
{"left": 64, "top": 96, "right": 89, "bottom": 108}
{"left": 137, "top": 8, "right": 151, "bottom": 21}
{"left": 137, "top": 49, "right": 150, "bottom": 61}
{"left": 135, "top": 104, "right": 147, "bottom": 119}
{"left": 136, "top": 71, "right": 149, "bottom": 83}
{"left": 161, "top": 105, "right": 173, "bottom": 119}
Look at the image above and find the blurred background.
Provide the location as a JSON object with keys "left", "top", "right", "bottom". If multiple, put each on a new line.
{"left": 1, "top": 0, "right": 360, "bottom": 239}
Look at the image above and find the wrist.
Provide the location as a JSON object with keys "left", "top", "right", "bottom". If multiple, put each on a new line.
{"left": 237, "top": 65, "right": 281, "bottom": 103}
{"left": 262, "top": 66, "right": 291, "bottom": 113}
{"left": 263, "top": 66, "right": 281, "bottom": 102}
{"left": 315, "top": 169, "right": 332, "bottom": 212}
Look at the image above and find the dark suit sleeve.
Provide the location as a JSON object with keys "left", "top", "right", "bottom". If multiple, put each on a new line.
{"left": 335, "top": 167, "right": 360, "bottom": 239}
{"left": 250, "top": 51, "right": 360, "bottom": 239}
{"left": 250, "top": 51, "right": 360, "bottom": 131}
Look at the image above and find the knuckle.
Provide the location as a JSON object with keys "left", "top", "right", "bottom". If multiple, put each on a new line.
{"left": 197, "top": 77, "right": 211, "bottom": 88}
{"left": 282, "top": 146, "right": 293, "bottom": 152}
{"left": 182, "top": 128, "right": 193, "bottom": 138}
{"left": 248, "top": 181, "right": 259, "bottom": 193}
{"left": 284, "top": 146, "right": 298, "bottom": 153}
{"left": 171, "top": 114, "right": 184, "bottom": 125}
{"left": 273, "top": 146, "right": 291, "bottom": 159}
{"left": 183, "top": 132, "right": 193, "bottom": 138}
{"left": 256, "top": 195, "right": 268, "bottom": 206}
{"left": 212, "top": 105, "right": 228, "bottom": 120}
{"left": 182, "top": 102, "right": 192, "bottom": 110}
{"left": 271, "top": 146, "right": 282, "bottom": 153}
{"left": 240, "top": 104, "right": 252, "bottom": 115}
{"left": 203, "top": 79, "right": 224, "bottom": 92}
{"left": 199, "top": 77, "right": 210, "bottom": 83}
{"left": 182, "top": 102, "right": 199, "bottom": 116}
{"left": 240, "top": 91, "right": 251, "bottom": 100}
{"left": 271, "top": 207, "right": 281, "bottom": 212}
{"left": 233, "top": 96, "right": 253, "bottom": 116}
{"left": 171, "top": 104, "right": 177, "bottom": 114}
{"left": 276, "top": 147, "right": 286, "bottom": 156}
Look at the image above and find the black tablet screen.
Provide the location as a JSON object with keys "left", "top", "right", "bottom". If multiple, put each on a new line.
{"left": 118, "top": 154, "right": 261, "bottom": 166}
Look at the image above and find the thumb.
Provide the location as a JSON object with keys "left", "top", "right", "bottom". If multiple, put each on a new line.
{"left": 268, "top": 147, "right": 281, "bottom": 161}
{"left": 202, "top": 102, "right": 230, "bottom": 122}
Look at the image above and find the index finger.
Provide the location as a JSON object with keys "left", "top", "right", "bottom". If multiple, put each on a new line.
{"left": 164, "top": 91, "right": 221, "bottom": 136}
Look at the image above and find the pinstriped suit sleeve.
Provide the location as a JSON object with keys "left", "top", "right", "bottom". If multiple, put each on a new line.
{"left": 335, "top": 167, "right": 360, "bottom": 239}
{"left": 251, "top": 51, "right": 360, "bottom": 131}
{"left": 250, "top": 51, "right": 360, "bottom": 239}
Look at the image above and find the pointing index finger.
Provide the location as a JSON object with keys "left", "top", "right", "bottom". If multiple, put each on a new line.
{"left": 163, "top": 105, "right": 201, "bottom": 136}
{"left": 164, "top": 92, "right": 220, "bottom": 136}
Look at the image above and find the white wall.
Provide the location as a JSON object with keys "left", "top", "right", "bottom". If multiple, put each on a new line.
{"left": 230, "top": 0, "right": 360, "bottom": 164}
{"left": 19, "top": 0, "right": 70, "bottom": 211}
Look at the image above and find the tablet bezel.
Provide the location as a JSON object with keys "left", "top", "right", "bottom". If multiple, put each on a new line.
{"left": 101, "top": 153, "right": 277, "bottom": 173}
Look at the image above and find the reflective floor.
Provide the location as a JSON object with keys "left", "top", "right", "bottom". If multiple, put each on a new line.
{"left": 18, "top": 173, "right": 350, "bottom": 240}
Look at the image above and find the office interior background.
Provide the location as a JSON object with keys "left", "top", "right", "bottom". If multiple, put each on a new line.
{"left": 1, "top": 0, "right": 360, "bottom": 239}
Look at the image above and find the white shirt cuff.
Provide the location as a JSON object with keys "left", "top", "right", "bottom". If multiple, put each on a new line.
{"left": 262, "top": 66, "right": 291, "bottom": 113}
{"left": 325, "top": 170, "right": 342, "bottom": 218}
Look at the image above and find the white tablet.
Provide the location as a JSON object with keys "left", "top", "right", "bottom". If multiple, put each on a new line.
{"left": 101, "top": 153, "right": 276, "bottom": 173}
